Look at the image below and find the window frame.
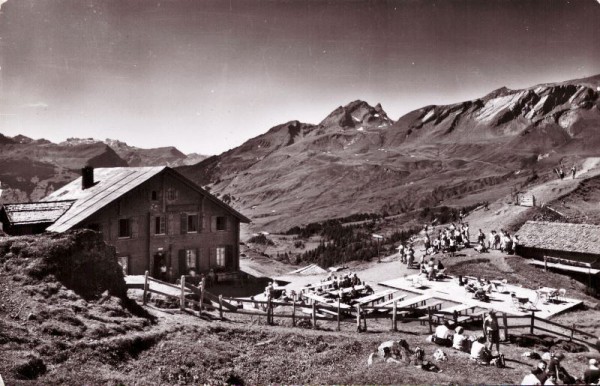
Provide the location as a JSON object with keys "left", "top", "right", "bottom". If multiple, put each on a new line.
{"left": 216, "top": 216, "right": 227, "bottom": 231}
{"left": 186, "top": 249, "right": 197, "bottom": 271}
{"left": 154, "top": 215, "right": 166, "bottom": 235}
{"left": 187, "top": 213, "right": 199, "bottom": 233}
{"left": 215, "top": 247, "right": 226, "bottom": 267}
{"left": 118, "top": 218, "right": 131, "bottom": 238}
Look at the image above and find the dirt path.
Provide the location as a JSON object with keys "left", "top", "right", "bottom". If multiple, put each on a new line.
{"left": 465, "top": 157, "right": 600, "bottom": 233}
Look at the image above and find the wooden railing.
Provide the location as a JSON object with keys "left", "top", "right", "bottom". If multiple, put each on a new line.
{"left": 138, "top": 273, "right": 597, "bottom": 347}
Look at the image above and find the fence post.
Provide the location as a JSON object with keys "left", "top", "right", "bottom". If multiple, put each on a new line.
{"left": 199, "top": 278, "right": 206, "bottom": 313}
{"left": 180, "top": 275, "right": 186, "bottom": 311}
{"left": 530, "top": 311, "right": 535, "bottom": 334}
{"left": 356, "top": 305, "right": 361, "bottom": 332}
{"left": 502, "top": 312, "right": 508, "bottom": 341}
{"left": 362, "top": 307, "right": 367, "bottom": 332}
{"left": 570, "top": 324, "right": 575, "bottom": 341}
{"left": 267, "top": 296, "right": 273, "bottom": 325}
{"left": 312, "top": 302, "right": 317, "bottom": 329}
{"left": 392, "top": 301, "right": 397, "bottom": 331}
{"left": 428, "top": 307, "right": 433, "bottom": 334}
{"left": 337, "top": 298, "right": 341, "bottom": 332}
{"left": 219, "top": 295, "right": 224, "bottom": 320}
{"left": 143, "top": 270, "right": 148, "bottom": 306}
{"left": 292, "top": 299, "right": 296, "bottom": 327}
{"left": 544, "top": 256, "right": 548, "bottom": 272}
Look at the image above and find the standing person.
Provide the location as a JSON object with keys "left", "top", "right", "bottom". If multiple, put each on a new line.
{"left": 483, "top": 310, "right": 500, "bottom": 355}
{"left": 584, "top": 358, "right": 600, "bottom": 385}
{"left": 571, "top": 165, "right": 576, "bottom": 179}
{"left": 478, "top": 229, "right": 486, "bottom": 246}
{"left": 159, "top": 261, "right": 167, "bottom": 281}
{"left": 559, "top": 167, "right": 565, "bottom": 180}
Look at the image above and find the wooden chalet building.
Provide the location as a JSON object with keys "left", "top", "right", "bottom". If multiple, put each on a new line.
{"left": 0, "top": 166, "right": 251, "bottom": 280}
{"left": 516, "top": 221, "right": 600, "bottom": 291}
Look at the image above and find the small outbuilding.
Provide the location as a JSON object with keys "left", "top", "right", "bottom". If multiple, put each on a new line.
{"left": 516, "top": 221, "right": 600, "bottom": 291}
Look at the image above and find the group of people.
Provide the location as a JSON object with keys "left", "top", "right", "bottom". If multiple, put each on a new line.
{"left": 426, "top": 222, "right": 471, "bottom": 257}
{"left": 324, "top": 272, "right": 362, "bottom": 289}
{"left": 553, "top": 165, "right": 577, "bottom": 181}
{"left": 521, "top": 355, "right": 598, "bottom": 385}
{"left": 475, "top": 228, "right": 519, "bottom": 254}
{"left": 428, "top": 311, "right": 502, "bottom": 366}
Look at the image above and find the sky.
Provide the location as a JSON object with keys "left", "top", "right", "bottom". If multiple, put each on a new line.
{"left": 1, "top": 0, "right": 599, "bottom": 155}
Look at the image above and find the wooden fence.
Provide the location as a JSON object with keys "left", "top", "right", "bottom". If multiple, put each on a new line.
{"left": 139, "top": 272, "right": 597, "bottom": 348}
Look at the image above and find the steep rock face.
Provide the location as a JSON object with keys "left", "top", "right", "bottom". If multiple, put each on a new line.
{"left": 178, "top": 75, "right": 600, "bottom": 230}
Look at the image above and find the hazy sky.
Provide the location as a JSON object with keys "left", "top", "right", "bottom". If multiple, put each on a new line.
{"left": 1, "top": 0, "right": 599, "bottom": 155}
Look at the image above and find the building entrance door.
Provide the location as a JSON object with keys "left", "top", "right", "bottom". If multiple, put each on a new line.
{"left": 152, "top": 252, "right": 166, "bottom": 281}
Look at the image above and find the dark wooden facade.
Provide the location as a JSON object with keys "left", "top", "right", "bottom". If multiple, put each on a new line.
{"left": 77, "top": 171, "right": 244, "bottom": 278}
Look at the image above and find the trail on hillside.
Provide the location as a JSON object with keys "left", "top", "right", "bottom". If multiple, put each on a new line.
{"left": 466, "top": 157, "right": 600, "bottom": 233}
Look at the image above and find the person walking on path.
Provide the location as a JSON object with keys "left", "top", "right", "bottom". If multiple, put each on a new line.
{"left": 571, "top": 165, "right": 576, "bottom": 179}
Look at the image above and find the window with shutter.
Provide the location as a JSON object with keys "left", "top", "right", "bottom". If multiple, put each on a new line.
{"left": 154, "top": 216, "right": 166, "bottom": 235}
{"left": 178, "top": 250, "right": 186, "bottom": 276}
{"left": 180, "top": 213, "right": 187, "bottom": 234}
{"left": 187, "top": 214, "right": 199, "bottom": 233}
{"left": 131, "top": 217, "right": 139, "bottom": 238}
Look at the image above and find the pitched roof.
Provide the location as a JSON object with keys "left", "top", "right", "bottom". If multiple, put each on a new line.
{"left": 516, "top": 221, "right": 600, "bottom": 256}
{"left": 42, "top": 166, "right": 250, "bottom": 233}
{"left": 43, "top": 167, "right": 166, "bottom": 232}
{"left": 2, "top": 201, "right": 75, "bottom": 225}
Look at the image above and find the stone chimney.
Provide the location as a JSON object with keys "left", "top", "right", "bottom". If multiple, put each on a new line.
{"left": 82, "top": 166, "right": 95, "bottom": 190}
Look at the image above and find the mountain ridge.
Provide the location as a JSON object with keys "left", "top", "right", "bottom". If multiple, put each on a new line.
{"left": 177, "top": 74, "right": 600, "bottom": 230}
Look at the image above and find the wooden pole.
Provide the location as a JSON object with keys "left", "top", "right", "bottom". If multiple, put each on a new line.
{"left": 544, "top": 256, "right": 548, "bottom": 272}
{"left": 453, "top": 310, "right": 458, "bottom": 324}
{"left": 267, "top": 296, "right": 273, "bottom": 325}
{"left": 336, "top": 298, "right": 341, "bottom": 332}
{"left": 502, "top": 312, "right": 508, "bottom": 341}
{"left": 219, "top": 295, "right": 224, "bottom": 320}
{"left": 530, "top": 311, "right": 535, "bottom": 334}
{"left": 143, "top": 270, "right": 149, "bottom": 306}
{"left": 363, "top": 307, "right": 367, "bottom": 332}
{"left": 356, "top": 305, "right": 361, "bottom": 332}
{"left": 312, "top": 302, "right": 317, "bottom": 329}
{"left": 392, "top": 301, "right": 397, "bottom": 331}
{"left": 292, "top": 299, "right": 296, "bottom": 327}
{"left": 180, "top": 275, "right": 186, "bottom": 311}
{"left": 199, "top": 278, "right": 206, "bottom": 313}
{"left": 428, "top": 307, "right": 433, "bottom": 334}
{"left": 570, "top": 324, "right": 575, "bottom": 341}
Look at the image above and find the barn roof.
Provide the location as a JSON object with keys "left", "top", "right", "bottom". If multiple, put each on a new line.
{"left": 42, "top": 166, "right": 249, "bottom": 233}
{"left": 516, "top": 221, "right": 600, "bottom": 256}
{"left": 2, "top": 201, "right": 75, "bottom": 225}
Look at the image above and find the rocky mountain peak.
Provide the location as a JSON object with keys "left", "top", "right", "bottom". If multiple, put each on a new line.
{"left": 319, "top": 100, "right": 393, "bottom": 130}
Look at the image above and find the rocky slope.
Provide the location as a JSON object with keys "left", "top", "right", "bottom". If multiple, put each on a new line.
{"left": 177, "top": 74, "right": 600, "bottom": 231}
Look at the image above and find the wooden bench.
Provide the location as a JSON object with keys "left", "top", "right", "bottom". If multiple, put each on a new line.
{"left": 354, "top": 289, "right": 397, "bottom": 306}
{"left": 301, "top": 308, "right": 327, "bottom": 319}
{"left": 456, "top": 310, "right": 487, "bottom": 324}
{"left": 417, "top": 300, "right": 444, "bottom": 311}
{"left": 369, "top": 294, "right": 409, "bottom": 313}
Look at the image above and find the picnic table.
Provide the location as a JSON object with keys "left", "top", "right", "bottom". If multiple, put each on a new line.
{"left": 354, "top": 289, "right": 397, "bottom": 306}
{"left": 537, "top": 287, "right": 558, "bottom": 302}
{"left": 326, "top": 284, "right": 366, "bottom": 297}
{"left": 303, "top": 280, "right": 335, "bottom": 292}
{"left": 302, "top": 292, "right": 351, "bottom": 309}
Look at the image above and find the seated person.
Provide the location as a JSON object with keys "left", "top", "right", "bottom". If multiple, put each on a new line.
{"left": 470, "top": 336, "right": 492, "bottom": 364}
{"left": 452, "top": 326, "right": 471, "bottom": 352}
{"left": 547, "top": 352, "right": 575, "bottom": 384}
{"left": 474, "top": 241, "right": 488, "bottom": 253}
{"left": 473, "top": 288, "right": 490, "bottom": 302}
{"left": 433, "top": 321, "right": 454, "bottom": 346}
{"left": 521, "top": 367, "right": 545, "bottom": 385}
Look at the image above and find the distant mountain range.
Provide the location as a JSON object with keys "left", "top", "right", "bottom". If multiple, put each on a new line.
{"left": 3, "top": 74, "right": 599, "bottom": 230}
{"left": 0, "top": 136, "right": 207, "bottom": 202}
{"left": 177, "top": 74, "right": 600, "bottom": 230}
